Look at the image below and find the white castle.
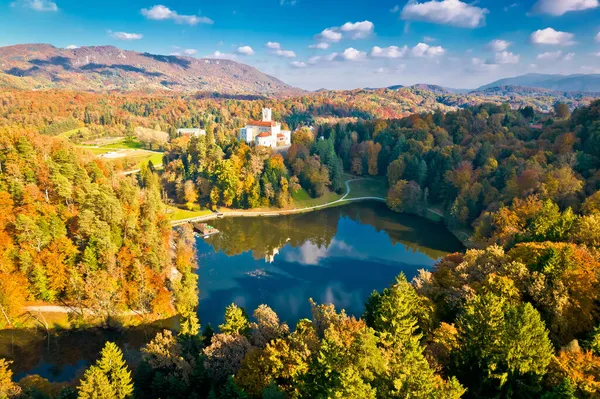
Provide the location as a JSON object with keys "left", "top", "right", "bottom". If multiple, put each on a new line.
{"left": 239, "top": 108, "right": 291, "bottom": 148}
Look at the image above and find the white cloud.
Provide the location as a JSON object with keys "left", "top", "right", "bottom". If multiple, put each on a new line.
{"left": 280, "top": 0, "right": 297, "bottom": 5}
{"left": 536, "top": 50, "right": 575, "bottom": 61}
{"left": 170, "top": 52, "right": 181, "bottom": 56}
{"left": 314, "top": 20, "right": 374, "bottom": 44}
{"left": 531, "top": 28, "right": 576, "bottom": 46}
{"left": 341, "top": 47, "right": 367, "bottom": 61}
{"left": 183, "top": 49, "right": 197, "bottom": 55}
{"left": 423, "top": 36, "right": 436, "bottom": 42}
{"left": 537, "top": 51, "right": 563, "bottom": 60}
{"left": 596, "top": 52, "right": 600, "bottom": 57}
{"left": 370, "top": 45, "right": 408, "bottom": 58}
{"left": 411, "top": 42, "right": 445, "bottom": 57}
{"left": 275, "top": 49, "right": 296, "bottom": 58}
{"left": 494, "top": 51, "right": 520, "bottom": 64}
{"left": 339, "top": 20, "right": 374, "bottom": 39}
{"left": 487, "top": 39, "right": 511, "bottom": 52}
{"left": 236, "top": 46, "right": 254, "bottom": 56}
{"left": 309, "top": 42, "right": 330, "bottom": 50}
{"left": 141, "top": 5, "right": 213, "bottom": 25}
{"left": 11, "top": 0, "right": 58, "bottom": 12}
{"left": 391, "top": 4, "right": 400, "bottom": 12}
{"left": 315, "top": 28, "right": 343, "bottom": 43}
{"left": 470, "top": 57, "right": 498, "bottom": 72}
{"left": 66, "top": 44, "right": 78, "bottom": 49}
{"left": 209, "top": 51, "right": 236, "bottom": 60}
{"left": 110, "top": 31, "right": 143, "bottom": 40}
{"left": 401, "top": 0, "right": 489, "bottom": 28}
{"left": 533, "top": 0, "right": 598, "bottom": 16}
{"left": 266, "top": 42, "right": 296, "bottom": 58}
{"left": 596, "top": 32, "right": 600, "bottom": 42}
{"left": 291, "top": 61, "right": 307, "bottom": 68}
{"left": 308, "top": 52, "right": 339, "bottom": 64}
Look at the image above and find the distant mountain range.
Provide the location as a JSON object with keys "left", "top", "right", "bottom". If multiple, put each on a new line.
{"left": 0, "top": 44, "right": 302, "bottom": 96}
{"left": 477, "top": 73, "right": 600, "bottom": 93}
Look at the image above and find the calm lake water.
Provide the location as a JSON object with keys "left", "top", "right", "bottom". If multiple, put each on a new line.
{"left": 1, "top": 201, "right": 463, "bottom": 383}
{"left": 197, "top": 201, "right": 463, "bottom": 327}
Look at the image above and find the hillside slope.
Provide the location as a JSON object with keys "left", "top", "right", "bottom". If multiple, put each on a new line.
{"left": 0, "top": 43, "right": 302, "bottom": 96}
{"left": 478, "top": 73, "right": 600, "bottom": 92}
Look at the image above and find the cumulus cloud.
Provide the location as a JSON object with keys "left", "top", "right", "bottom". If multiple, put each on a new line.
{"left": 470, "top": 57, "right": 498, "bottom": 72}
{"left": 339, "top": 21, "right": 374, "bottom": 39}
{"left": 530, "top": 28, "right": 576, "bottom": 46}
{"left": 141, "top": 5, "right": 213, "bottom": 25}
{"left": 536, "top": 50, "right": 575, "bottom": 61}
{"left": 66, "top": 44, "right": 78, "bottom": 49}
{"left": 183, "top": 49, "right": 197, "bottom": 55}
{"left": 533, "top": 0, "right": 598, "bottom": 16}
{"left": 315, "top": 28, "right": 343, "bottom": 43}
{"left": 209, "top": 51, "right": 236, "bottom": 60}
{"left": 110, "top": 31, "right": 143, "bottom": 40}
{"left": 487, "top": 39, "right": 511, "bottom": 52}
{"left": 401, "top": 0, "right": 489, "bottom": 28}
{"left": 494, "top": 51, "right": 520, "bottom": 64}
{"left": 411, "top": 42, "right": 445, "bottom": 57}
{"left": 314, "top": 20, "right": 374, "bottom": 44}
{"left": 266, "top": 42, "right": 296, "bottom": 58}
{"left": 308, "top": 52, "right": 339, "bottom": 65}
{"left": 309, "top": 42, "right": 330, "bottom": 50}
{"left": 291, "top": 61, "right": 307, "bottom": 68}
{"left": 11, "top": 0, "right": 58, "bottom": 12}
{"left": 236, "top": 46, "right": 254, "bottom": 56}
{"left": 370, "top": 45, "right": 408, "bottom": 58}
{"left": 341, "top": 47, "right": 367, "bottom": 61}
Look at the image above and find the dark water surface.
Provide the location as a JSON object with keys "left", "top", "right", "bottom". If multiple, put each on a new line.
{"left": 197, "top": 201, "right": 463, "bottom": 327}
{"left": 1, "top": 202, "right": 463, "bottom": 383}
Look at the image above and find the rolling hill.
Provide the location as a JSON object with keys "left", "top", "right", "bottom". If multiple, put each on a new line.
{"left": 478, "top": 73, "right": 600, "bottom": 93}
{"left": 0, "top": 43, "right": 302, "bottom": 96}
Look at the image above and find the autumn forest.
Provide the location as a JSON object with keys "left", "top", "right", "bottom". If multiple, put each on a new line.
{"left": 1, "top": 89, "right": 600, "bottom": 398}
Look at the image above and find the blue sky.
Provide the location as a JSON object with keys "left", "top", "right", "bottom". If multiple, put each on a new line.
{"left": 1, "top": 0, "right": 600, "bottom": 89}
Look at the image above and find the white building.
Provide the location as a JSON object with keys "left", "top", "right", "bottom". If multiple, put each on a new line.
{"left": 177, "top": 128, "right": 206, "bottom": 137}
{"left": 239, "top": 108, "right": 291, "bottom": 148}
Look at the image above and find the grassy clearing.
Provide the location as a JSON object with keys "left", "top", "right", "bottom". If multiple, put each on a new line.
{"left": 345, "top": 178, "right": 387, "bottom": 200}
{"left": 58, "top": 127, "right": 89, "bottom": 139}
{"left": 168, "top": 206, "right": 213, "bottom": 222}
{"left": 291, "top": 188, "right": 343, "bottom": 208}
{"left": 101, "top": 139, "right": 144, "bottom": 150}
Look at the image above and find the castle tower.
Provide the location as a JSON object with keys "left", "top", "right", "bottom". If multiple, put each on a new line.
{"left": 262, "top": 108, "right": 272, "bottom": 122}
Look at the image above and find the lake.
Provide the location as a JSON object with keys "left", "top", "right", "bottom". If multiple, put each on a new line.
{"left": 197, "top": 201, "right": 463, "bottom": 327}
{"left": 1, "top": 201, "right": 463, "bottom": 383}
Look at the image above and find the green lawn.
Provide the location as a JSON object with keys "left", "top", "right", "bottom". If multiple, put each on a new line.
{"left": 291, "top": 188, "right": 343, "bottom": 208}
{"left": 345, "top": 178, "right": 388, "bottom": 200}
{"left": 58, "top": 127, "right": 89, "bottom": 139}
{"left": 168, "top": 206, "right": 213, "bottom": 222}
{"left": 101, "top": 139, "right": 144, "bottom": 150}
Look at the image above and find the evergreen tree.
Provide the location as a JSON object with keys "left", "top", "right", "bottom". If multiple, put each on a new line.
{"left": 220, "top": 303, "right": 250, "bottom": 335}
{"left": 77, "top": 342, "right": 133, "bottom": 399}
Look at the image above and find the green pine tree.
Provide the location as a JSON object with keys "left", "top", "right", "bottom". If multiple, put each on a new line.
{"left": 220, "top": 303, "right": 250, "bottom": 335}
{"left": 77, "top": 342, "right": 133, "bottom": 399}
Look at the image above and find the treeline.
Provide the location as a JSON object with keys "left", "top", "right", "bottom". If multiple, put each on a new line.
{"left": 316, "top": 101, "right": 600, "bottom": 234}
{"left": 161, "top": 128, "right": 342, "bottom": 210}
{"left": 0, "top": 131, "right": 198, "bottom": 328}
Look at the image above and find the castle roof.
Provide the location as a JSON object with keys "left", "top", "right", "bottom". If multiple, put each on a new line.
{"left": 247, "top": 120, "right": 277, "bottom": 128}
{"left": 257, "top": 132, "right": 271, "bottom": 138}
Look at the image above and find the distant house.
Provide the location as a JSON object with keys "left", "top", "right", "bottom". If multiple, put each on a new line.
{"left": 177, "top": 128, "right": 206, "bottom": 137}
{"left": 239, "top": 108, "right": 291, "bottom": 148}
{"left": 529, "top": 124, "right": 543, "bottom": 130}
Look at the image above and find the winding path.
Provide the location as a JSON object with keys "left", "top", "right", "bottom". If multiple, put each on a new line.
{"left": 171, "top": 178, "right": 386, "bottom": 226}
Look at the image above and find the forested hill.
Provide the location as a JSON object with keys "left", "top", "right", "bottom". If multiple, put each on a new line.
{"left": 478, "top": 73, "right": 600, "bottom": 93}
{"left": 0, "top": 44, "right": 302, "bottom": 96}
